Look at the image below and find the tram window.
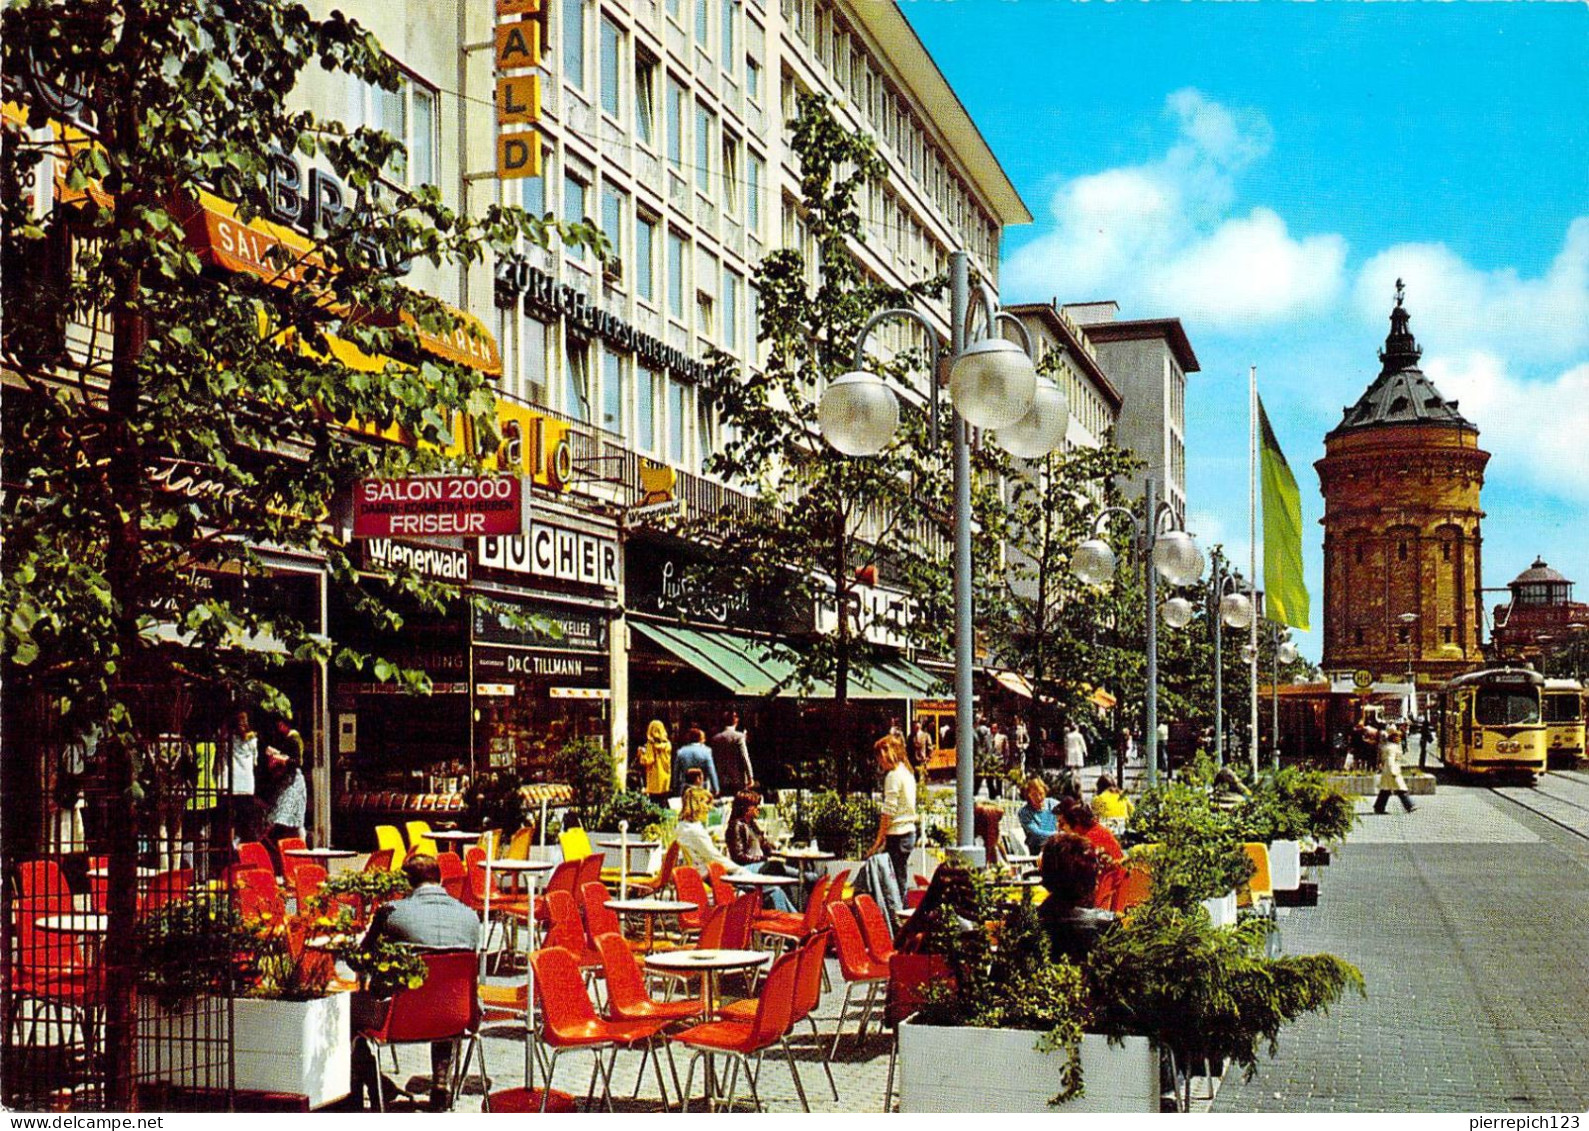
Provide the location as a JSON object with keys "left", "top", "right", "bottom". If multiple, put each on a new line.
{"left": 1474, "top": 689, "right": 1540, "bottom": 727}
{"left": 1543, "top": 694, "right": 1583, "bottom": 723}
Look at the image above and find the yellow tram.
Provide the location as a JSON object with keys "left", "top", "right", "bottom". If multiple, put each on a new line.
{"left": 1542, "top": 678, "right": 1586, "bottom": 767}
{"left": 1437, "top": 668, "right": 1548, "bottom": 781}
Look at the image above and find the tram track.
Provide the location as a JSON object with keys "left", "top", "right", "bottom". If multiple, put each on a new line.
{"left": 1488, "top": 771, "right": 1589, "bottom": 843}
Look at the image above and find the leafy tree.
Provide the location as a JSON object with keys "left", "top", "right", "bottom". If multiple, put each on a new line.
{"left": 1, "top": 0, "right": 594, "bottom": 1104}
{"left": 688, "top": 94, "right": 987, "bottom": 791}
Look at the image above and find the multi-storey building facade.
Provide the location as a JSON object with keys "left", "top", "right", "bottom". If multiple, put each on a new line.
{"left": 1005, "top": 301, "right": 1121, "bottom": 453}
{"left": 1061, "top": 300, "right": 1198, "bottom": 522}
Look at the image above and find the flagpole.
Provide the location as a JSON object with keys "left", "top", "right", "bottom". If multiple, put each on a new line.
{"left": 1249, "top": 364, "right": 1260, "bottom": 777}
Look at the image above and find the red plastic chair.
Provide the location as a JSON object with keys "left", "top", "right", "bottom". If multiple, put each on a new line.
{"left": 228, "top": 866, "right": 284, "bottom": 924}
{"left": 722, "top": 929, "right": 838, "bottom": 1101}
{"left": 883, "top": 951, "right": 955, "bottom": 1111}
{"left": 709, "top": 874, "right": 736, "bottom": 909}
{"left": 1110, "top": 862, "right": 1153, "bottom": 914}
{"left": 353, "top": 949, "right": 485, "bottom": 1112}
{"left": 276, "top": 836, "right": 308, "bottom": 885}
{"left": 291, "top": 862, "right": 328, "bottom": 911}
{"left": 529, "top": 946, "right": 672, "bottom": 1111}
{"left": 830, "top": 867, "right": 853, "bottom": 901}
{"left": 544, "top": 890, "right": 602, "bottom": 971}
{"left": 581, "top": 881, "right": 631, "bottom": 949}
{"left": 237, "top": 841, "right": 275, "bottom": 878}
{"left": 852, "top": 894, "right": 897, "bottom": 965}
{"left": 575, "top": 855, "right": 603, "bottom": 902}
{"left": 17, "top": 860, "right": 71, "bottom": 906}
{"left": 696, "top": 903, "right": 730, "bottom": 950}
{"left": 437, "top": 851, "right": 465, "bottom": 901}
{"left": 706, "top": 861, "right": 729, "bottom": 885}
{"left": 721, "top": 892, "right": 759, "bottom": 951}
{"left": 141, "top": 868, "right": 193, "bottom": 914}
{"left": 668, "top": 947, "right": 808, "bottom": 1112}
{"left": 364, "top": 848, "right": 394, "bottom": 874}
{"left": 10, "top": 896, "right": 103, "bottom": 1051}
{"left": 672, "top": 868, "right": 711, "bottom": 933}
{"left": 827, "top": 901, "right": 888, "bottom": 1056}
{"left": 1091, "top": 865, "right": 1124, "bottom": 910}
{"left": 596, "top": 933, "right": 702, "bottom": 1024}
{"left": 531, "top": 858, "right": 583, "bottom": 923}
{"left": 755, "top": 873, "right": 831, "bottom": 947}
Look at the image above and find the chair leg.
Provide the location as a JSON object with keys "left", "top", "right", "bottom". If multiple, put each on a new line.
{"left": 744, "top": 1051, "right": 765, "bottom": 1113}
{"left": 598, "top": 1047, "right": 619, "bottom": 1112}
{"left": 650, "top": 1038, "right": 672, "bottom": 1107}
{"left": 855, "top": 980, "right": 882, "bottom": 1047}
{"left": 539, "top": 1050, "right": 561, "bottom": 1112}
{"left": 807, "top": 1016, "right": 839, "bottom": 1100}
{"left": 583, "top": 1051, "right": 601, "bottom": 1111}
{"left": 632, "top": 1042, "right": 649, "bottom": 1099}
{"left": 723, "top": 1055, "right": 742, "bottom": 1113}
{"left": 829, "top": 983, "right": 855, "bottom": 1059}
{"left": 781, "top": 1037, "right": 810, "bottom": 1113}
{"left": 664, "top": 1041, "right": 684, "bottom": 1108}
{"left": 681, "top": 1050, "right": 703, "bottom": 1113}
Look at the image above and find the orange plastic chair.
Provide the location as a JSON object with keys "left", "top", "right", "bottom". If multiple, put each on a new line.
{"left": 236, "top": 842, "right": 275, "bottom": 877}
{"left": 755, "top": 874, "right": 831, "bottom": 947}
{"left": 291, "top": 862, "right": 328, "bottom": 911}
{"left": 575, "top": 855, "right": 603, "bottom": 900}
{"left": 1110, "top": 862, "right": 1154, "bottom": 914}
{"left": 276, "top": 836, "right": 308, "bottom": 885}
{"left": 827, "top": 902, "right": 888, "bottom": 1057}
{"left": 709, "top": 874, "right": 736, "bottom": 908}
{"left": 721, "top": 929, "right": 838, "bottom": 1101}
{"left": 628, "top": 841, "right": 680, "bottom": 898}
{"left": 595, "top": 933, "right": 703, "bottom": 1023}
{"left": 228, "top": 866, "right": 284, "bottom": 923}
{"left": 141, "top": 868, "right": 193, "bottom": 914}
{"left": 529, "top": 946, "right": 672, "bottom": 1111}
{"left": 353, "top": 949, "right": 484, "bottom": 1112}
{"left": 529, "top": 858, "right": 582, "bottom": 921}
{"left": 696, "top": 903, "right": 730, "bottom": 950}
{"left": 830, "top": 867, "right": 853, "bottom": 902}
{"left": 852, "top": 894, "right": 897, "bottom": 965}
{"left": 581, "top": 881, "right": 629, "bottom": 948}
{"left": 1091, "top": 864, "right": 1124, "bottom": 910}
{"left": 721, "top": 892, "right": 760, "bottom": 951}
{"left": 17, "top": 860, "right": 71, "bottom": 905}
{"left": 544, "top": 890, "right": 603, "bottom": 971}
{"left": 363, "top": 848, "right": 394, "bottom": 874}
{"left": 11, "top": 896, "right": 103, "bottom": 1048}
{"left": 672, "top": 868, "right": 711, "bottom": 933}
{"left": 668, "top": 947, "right": 808, "bottom": 1112}
{"left": 437, "top": 851, "right": 465, "bottom": 901}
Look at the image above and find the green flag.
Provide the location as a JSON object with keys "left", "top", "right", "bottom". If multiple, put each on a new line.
{"left": 1258, "top": 395, "right": 1310, "bottom": 630}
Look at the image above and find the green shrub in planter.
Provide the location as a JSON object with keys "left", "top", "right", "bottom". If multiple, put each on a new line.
{"left": 791, "top": 790, "right": 881, "bottom": 859}
{"left": 1231, "top": 768, "right": 1356, "bottom": 845}
{"left": 133, "top": 896, "right": 261, "bottom": 1012}
{"left": 1128, "top": 779, "right": 1252, "bottom": 910}
{"left": 589, "top": 790, "right": 669, "bottom": 837}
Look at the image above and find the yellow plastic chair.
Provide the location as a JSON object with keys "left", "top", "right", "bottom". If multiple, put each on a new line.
{"left": 404, "top": 820, "right": 437, "bottom": 858}
{"left": 1239, "top": 843, "right": 1273, "bottom": 908}
{"left": 375, "top": 825, "right": 407, "bottom": 872}
{"left": 558, "top": 826, "right": 594, "bottom": 862}
{"left": 503, "top": 826, "right": 534, "bottom": 861}
{"left": 477, "top": 829, "right": 501, "bottom": 860}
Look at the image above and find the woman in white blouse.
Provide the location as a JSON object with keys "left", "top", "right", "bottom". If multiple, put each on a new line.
{"left": 867, "top": 734, "right": 917, "bottom": 897}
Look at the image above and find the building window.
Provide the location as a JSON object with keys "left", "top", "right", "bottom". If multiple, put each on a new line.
{"left": 697, "top": 393, "right": 716, "bottom": 469}
{"left": 720, "top": 132, "right": 740, "bottom": 214}
{"left": 602, "top": 348, "right": 625, "bottom": 436}
{"left": 1442, "top": 541, "right": 1453, "bottom": 561}
{"left": 695, "top": 0, "right": 709, "bottom": 45}
{"left": 1354, "top": 544, "right": 1364, "bottom": 565}
{"left": 520, "top": 314, "right": 549, "bottom": 407}
{"left": 343, "top": 70, "right": 438, "bottom": 186}
{"left": 1397, "top": 625, "right": 1410, "bottom": 644}
{"left": 1442, "top": 625, "right": 1454, "bottom": 645}
{"left": 666, "top": 76, "right": 685, "bottom": 169}
{"left": 519, "top": 161, "right": 545, "bottom": 217}
{"left": 635, "top": 213, "right": 657, "bottom": 302}
{"left": 667, "top": 229, "right": 687, "bottom": 320}
{"left": 746, "top": 57, "right": 761, "bottom": 102}
{"left": 695, "top": 103, "right": 714, "bottom": 192}
{"left": 637, "top": 365, "right": 661, "bottom": 452}
{"left": 668, "top": 375, "right": 690, "bottom": 464}
{"left": 721, "top": 0, "right": 735, "bottom": 62}
{"left": 600, "top": 184, "right": 624, "bottom": 265}
{"left": 746, "top": 152, "right": 763, "bottom": 233}
{"left": 599, "top": 16, "right": 622, "bottom": 118}
{"left": 563, "top": 171, "right": 589, "bottom": 259}
{"left": 722, "top": 267, "right": 739, "bottom": 350}
{"left": 697, "top": 290, "right": 714, "bottom": 337}
{"left": 666, "top": 0, "right": 681, "bottom": 20}
{"left": 1354, "top": 627, "right": 1364, "bottom": 646}
{"left": 635, "top": 52, "right": 657, "bottom": 146}
{"left": 1398, "top": 541, "right": 1408, "bottom": 562}
{"left": 563, "top": 0, "right": 587, "bottom": 90}
{"left": 564, "top": 333, "right": 592, "bottom": 422}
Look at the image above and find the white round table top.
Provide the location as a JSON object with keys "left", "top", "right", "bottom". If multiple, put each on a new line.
{"left": 644, "top": 948, "right": 770, "bottom": 974}
{"left": 482, "top": 858, "right": 554, "bottom": 872}
{"left": 429, "top": 830, "right": 483, "bottom": 842}
{"left": 993, "top": 875, "right": 1044, "bottom": 887}
{"left": 35, "top": 914, "right": 109, "bottom": 934}
{"left": 723, "top": 871, "right": 799, "bottom": 887}
{"left": 284, "top": 848, "right": 357, "bottom": 859}
{"left": 1003, "top": 854, "right": 1039, "bottom": 864}
{"left": 605, "top": 898, "right": 697, "bottom": 914}
{"left": 771, "top": 847, "right": 836, "bottom": 861}
{"left": 87, "top": 866, "right": 161, "bottom": 878}
{"left": 595, "top": 838, "right": 661, "bottom": 849}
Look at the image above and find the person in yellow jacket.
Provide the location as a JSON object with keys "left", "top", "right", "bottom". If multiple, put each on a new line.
{"left": 636, "top": 719, "right": 673, "bottom": 804}
{"left": 1091, "top": 773, "right": 1135, "bottom": 821}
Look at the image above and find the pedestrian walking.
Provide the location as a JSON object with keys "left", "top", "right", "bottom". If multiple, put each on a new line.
{"left": 672, "top": 727, "right": 719, "bottom": 795}
{"left": 709, "top": 710, "right": 754, "bottom": 794}
{"left": 220, "top": 709, "right": 259, "bottom": 846}
{"left": 1418, "top": 716, "right": 1436, "bottom": 771}
{"left": 868, "top": 734, "right": 917, "bottom": 898}
{"left": 636, "top": 719, "right": 673, "bottom": 805}
{"left": 909, "top": 718, "right": 933, "bottom": 768}
{"left": 1064, "top": 722, "right": 1088, "bottom": 772}
{"left": 1014, "top": 719, "right": 1031, "bottom": 773}
{"left": 1373, "top": 724, "right": 1417, "bottom": 814}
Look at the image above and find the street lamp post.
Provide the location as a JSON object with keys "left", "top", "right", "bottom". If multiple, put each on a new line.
{"left": 1072, "top": 479, "right": 1203, "bottom": 788}
{"left": 1204, "top": 548, "right": 1255, "bottom": 766}
{"left": 818, "top": 250, "right": 1064, "bottom": 864}
{"left": 1400, "top": 610, "right": 1419, "bottom": 720}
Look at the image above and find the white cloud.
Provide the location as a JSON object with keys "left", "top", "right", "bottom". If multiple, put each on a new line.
{"left": 1421, "top": 353, "right": 1589, "bottom": 503}
{"left": 1004, "top": 89, "right": 1346, "bottom": 331}
{"left": 1354, "top": 219, "right": 1589, "bottom": 363}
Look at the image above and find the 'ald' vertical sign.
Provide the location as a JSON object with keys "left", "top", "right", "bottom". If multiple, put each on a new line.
{"left": 495, "top": 0, "right": 544, "bottom": 180}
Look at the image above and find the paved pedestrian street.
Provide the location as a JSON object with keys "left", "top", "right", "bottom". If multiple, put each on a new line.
{"left": 359, "top": 776, "right": 1589, "bottom": 1114}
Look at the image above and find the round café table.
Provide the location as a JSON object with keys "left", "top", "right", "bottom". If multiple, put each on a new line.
{"left": 770, "top": 847, "right": 834, "bottom": 904}
{"left": 86, "top": 866, "right": 161, "bottom": 879}
{"left": 722, "top": 872, "right": 799, "bottom": 889}
{"left": 644, "top": 948, "right": 771, "bottom": 1109}
{"left": 595, "top": 838, "right": 660, "bottom": 880}
{"left": 429, "top": 829, "right": 482, "bottom": 850}
{"left": 35, "top": 913, "right": 109, "bottom": 965}
{"left": 1003, "top": 853, "right": 1038, "bottom": 866}
{"left": 283, "top": 847, "right": 357, "bottom": 862}
{"left": 605, "top": 897, "right": 697, "bottom": 953}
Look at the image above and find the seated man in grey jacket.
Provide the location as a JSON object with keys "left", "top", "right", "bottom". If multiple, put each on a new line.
{"left": 355, "top": 854, "right": 479, "bottom": 1110}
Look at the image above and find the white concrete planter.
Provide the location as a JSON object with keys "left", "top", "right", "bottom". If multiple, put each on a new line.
{"left": 1200, "top": 889, "right": 1239, "bottom": 928}
{"left": 139, "top": 992, "right": 351, "bottom": 1108}
{"left": 1268, "top": 839, "right": 1302, "bottom": 891}
{"left": 898, "top": 1019, "right": 1158, "bottom": 1112}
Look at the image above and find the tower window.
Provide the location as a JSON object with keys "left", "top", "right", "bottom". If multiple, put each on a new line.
{"left": 1397, "top": 626, "right": 1410, "bottom": 644}
{"left": 1441, "top": 542, "right": 1452, "bottom": 561}
{"left": 1442, "top": 626, "right": 1454, "bottom": 644}
{"left": 1354, "top": 628, "right": 1364, "bottom": 646}
{"left": 1398, "top": 541, "right": 1408, "bottom": 562}
{"left": 1354, "top": 545, "right": 1364, "bottom": 565}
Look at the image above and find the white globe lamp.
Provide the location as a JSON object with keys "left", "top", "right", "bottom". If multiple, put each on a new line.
{"left": 1219, "top": 592, "right": 1255, "bottom": 631}
{"left": 1072, "top": 539, "right": 1118, "bottom": 588}
{"left": 1161, "top": 597, "right": 1195, "bottom": 628}
{"left": 995, "top": 374, "right": 1069, "bottom": 459}
{"left": 1152, "top": 529, "right": 1203, "bottom": 585}
{"left": 1241, "top": 643, "right": 1258, "bottom": 665}
{"left": 948, "top": 338, "right": 1037, "bottom": 429}
{"left": 817, "top": 370, "right": 899, "bottom": 457}
{"left": 1278, "top": 641, "right": 1300, "bottom": 665}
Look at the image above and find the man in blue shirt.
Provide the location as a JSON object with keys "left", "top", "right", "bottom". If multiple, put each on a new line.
{"left": 1016, "top": 776, "right": 1061, "bottom": 856}
{"left": 671, "top": 727, "right": 720, "bottom": 795}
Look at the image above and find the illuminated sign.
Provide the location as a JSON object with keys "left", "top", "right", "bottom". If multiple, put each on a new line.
{"left": 353, "top": 475, "right": 523, "bottom": 538}
{"left": 495, "top": 0, "right": 543, "bottom": 180}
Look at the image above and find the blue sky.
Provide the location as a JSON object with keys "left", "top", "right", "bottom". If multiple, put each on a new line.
{"left": 904, "top": 0, "right": 1589, "bottom": 662}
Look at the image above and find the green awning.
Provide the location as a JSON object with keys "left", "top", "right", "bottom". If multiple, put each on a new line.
{"left": 630, "top": 620, "right": 942, "bottom": 700}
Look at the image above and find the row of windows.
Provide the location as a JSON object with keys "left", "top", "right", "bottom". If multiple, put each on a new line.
{"left": 780, "top": 0, "right": 999, "bottom": 274}
{"left": 1350, "top": 625, "right": 1458, "bottom": 647}
{"left": 340, "top": 70, "right": 437, "bottom": 188}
